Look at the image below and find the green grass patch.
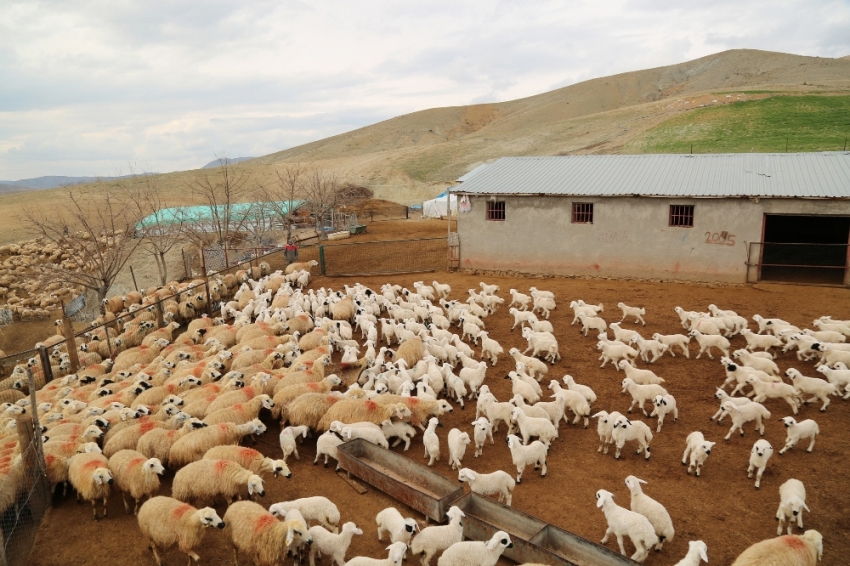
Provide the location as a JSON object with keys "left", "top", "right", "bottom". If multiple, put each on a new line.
{"left": 712, "top": 90, "right": 781, "bottom": 95}
{"left": 402, "top": 151, "right": 453, "bottom": 182}
{"left": 626, "top": 95, "right": 850, "bottom": 154}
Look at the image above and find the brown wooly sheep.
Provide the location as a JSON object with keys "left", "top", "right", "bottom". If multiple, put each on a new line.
{"left": 187, "top": 315, "right": 215, "bottom": 332}
{"left": 298, "top": 328, "right": 329, "bottom": 352}
{"left": 331, "top": 297, "right": 356, "bottom": 323}
{"left": 273, "top": 355, "right": 331, "bottom": 394}
{"left": 284, "top": 314, "right": 314, "bottom": 336}
{"left": 203, "top": 394, "right": 275, "bottom": 426}
{"left": 102, "top": 296, "right": 125, "bottom": 315}
{"left": 223, "top": 500, "right": 312, "bottom": 566}
{"left": 137, "top": 496, "right": 225, "bottom": 566}
{"left": 231, "top": 350, "right": 285, "bottom": 372}
{"left": 236, "top": 321, "right": 283, "bottom": 343}
{"left": 113, "top": 339, "right": 170, "bottom": 372}
{"left": 68, "top": 452, "right": 114, "bottom": 520}
{"left": 285, "top": 393, "right": 342, "bottom": 429}
{"left": 172, "top": 459, "right": 265, "bottom": 506}
{"left": 284, "top": 260, "right": 318, "bottom": 276}
{"left": 103, "top": 413, "right": 189, "bottom": 458}
{"left": 376, "top": 395, "right": 455, "bottom": 429}
{"left": 202, "top": 445, "right": 290, "bottom": 479}
{"left": 731, "top": 529, "right": 822, "bottom": 566}
{"left": 141, "top": 321, "right": 181, "bottom": 347}
{"left": 395, "top": 337, "right": 426, "bottom": 369}
{"left": 131, "top": 380, "right": 200, "bottom": 409}
{"left": 107, "top": 449, "right": 165, "bottom": 514}
{"left": 290, "top": 345, "right": 331, "bottom": 369}
{"left": 205, "top": 385, "right": 264, "bottom": 415}
{"left": 317, "top": 400, "right": 412, "bottom": 431}
{"left": 168, "top": 419, "right": 267, "bottom": 467}
{"left": 136, "top": 420, "right": 208, "bottom": 466}
{"left": 237, "top": 333, "right": 297, "bottom": 352}
{"left": 272, "top": 375, "right": 343, "bottom": 420}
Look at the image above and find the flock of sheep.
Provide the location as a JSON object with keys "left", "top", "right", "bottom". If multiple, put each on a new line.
{"left": 0, "top": 263, "right": 845, "bottom": 566}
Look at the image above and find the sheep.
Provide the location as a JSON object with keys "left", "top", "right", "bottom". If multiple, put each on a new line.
{"left": 508, "top": 289, "right": 530, "bottom": 310}
{"left": 721, "top": 401, "right": 771, "bottom": 440}
{"left": 673, "top": 541, "right": 709, "bottom": 566}
{"left": 689, "top": 330, "right": 730, "bottom": 359}
{"left": 510, "top": 407, "right": 557, "bottom": 446}
{"left": 223, "top": 500, "right": 312, "bottom": 566}
{"left": 617, "top": 360, "right": 665, "bottom": 385}
{"left": 710, "top": 388, "right": 751, "bottom": 422}
{"left": 447, "top": 428, "right": 471, "bottom": 470}
{"left": 778, "top": 417, "right": 820, "bottom": 455}
{"left": 346, "top": 541, "right": 408, "bottom": 566}
{"left": 597, "top": 341, "right": 638, "bottom": 368}
{"left": 621, "top": 378, "right": 668, "bottom": 416}
{"left": 748, "top": 439, "right": 774, "bottom": 489}
{"left": 649, "top": 394, "right": 678, "bottom": 433}
{"left": 746, "top": 377, "right": 801, "bottom": 414}
{"left": 733, "top": 348, "right": 780, "bottom": 375}
{"left": 269, "top": 496, "right": 341, "bottom": 533}
{"left": 308, "top": 521, "right": 363, "bottom": 566}
{"left": 731, "top": 529, "right": 822, "bottom": 566}
{"left": 477, "top": 331, "right": 503, "bottom": 367}
{"left": 505, "top": 434, "right": 547, "bottom": 483}
{"left": 203, "top": 445, "right": 290, "bottom": 479}
{"left": 531, "top": 295, "right": 556, "bottom": 319}
{"left": 68, "top": 452, "right": 114, "bottom": 520}
{"left": 475, "top": 392, "right": 513, "bottom": 435}
{"left": 816, "top": 363, "right": 850, "bottom": 398}
{"left": 551, "top": 389, "right": 591, "bottom": 428}
{"left": 169, "top": 419, "right": 267, "bottom": 467}
{"left": 682, "top": 431, "right": 715, "bottom": 477}
{"left": 617, "top": 303, "right": 646, "bottom": 326}
{"left": 611, "top": 416, "right": 653, "bottom": 460}
{"left": 436, "top": 531, "right": 513, "bottom": 566}
{"left": 520, "top": 327, "right": 560, "bottom": 364}
{"left": 740, "top": 328, "right": 783, "bottom": 353}
{"left": 422, "top": 417, "right": 441, "bottom": 466}
{"left": 812, "top": 342, "right": 850, "bottom": 367}
{"left": 785, "top": 368, "right": 838, "bottom": 412}
{"left": 381, "top": 419, "right": 417, "bottom": 451}
{"left": 172, "top": 459, "right": 265, "bottom": 506}
{"left": 624, "top": 476, "right": 674, "bottom": 551}
{"left": 776, "top": 479, "right": 809, "bottom": 535}
{"left": 570, "top": 300, "right": 603, "bottom": 324}
{"left": 342, "top": 424, "right": 390, "bottom": 448}
{"left": 409, "top": 506, "right": 465, "bottom": 566}
{"left": 652, "top": 333, "right": 690, "bottom": 358}
{"left": 630, "top": 335, "right": 667, "bottom": 363}
{"left": 376, "top": 507, "right": 420, "bottom": 560}
{"left": 315, "top": 400, "right": 412, "bottom": 431}
{"left": 508, "top": 348, "right": 548, "bottom": 380}
{"left": 107, "top": 449, "right": 165, "bottom": 515}
{"left": 579, "top": 314, "right": 608, "bottom": 337}
{"left": 721, "top": 360, "right": 782, "bottom": 396}
{"left": 457, "top": 468, "right": 515, "bottom": 506}
{"left": 562, "top": 374, "right": 597, "bottom": 403}
{"left": 279, "top": 425, "right": 308, "bottom": 461}
{"left": 458, "top": 362, "right": 487, "bottom": 400}
{"left": 137, "top": 496, "right": 225, "bottom": 566}
{"left": 509, "top": 308, "right": 537, "bottom": 331}
{"left": 813, "top": 318, "right": 850, "bottom": 336}
{"left": 470, "top": 417, "right": 493, "bottom": 457}
{"left": 314, "top": 430, "right": 344, "bottom": 469}
{"left": 595, "top": 489, "right": 657, "bottom": 563}
{"left": 505, "top": 372, "right": 539, "bottom": 404}
{"left": 592, "top": 410, "right": 624, "bottom": 454}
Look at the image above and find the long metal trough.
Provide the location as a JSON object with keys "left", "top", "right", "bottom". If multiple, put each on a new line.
{"left": 336, "top": 439, "right": 464, "bottom": 522}
{"left": 530, "top": 524, "right": 642, "bottom": 566}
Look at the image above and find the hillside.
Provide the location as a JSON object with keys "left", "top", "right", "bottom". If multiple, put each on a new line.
{"left": 1, "top": 49, "right": 848, "bottom": 245}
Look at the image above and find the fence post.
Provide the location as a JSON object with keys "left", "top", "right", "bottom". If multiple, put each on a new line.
{"left": 204, "top": 279, "right": 212, "bottom": 315}
{"left": 154, "top": 299, "right": 164, "bottom": 329}
{"left": 319, "top": 246, "right": 326, "bottom": 276}
{"left": 62, "top": 314, "right": 80, "bottom": 372}
{"left": 405, "top": 206, "right": 409, "bottom": 219}
{"left": 37, "top": 346, "right": 53, "bottom": 384}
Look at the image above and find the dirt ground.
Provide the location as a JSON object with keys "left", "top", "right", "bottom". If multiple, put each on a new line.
{"left": 24, "top": 265, "right": 850, "bottom": 566}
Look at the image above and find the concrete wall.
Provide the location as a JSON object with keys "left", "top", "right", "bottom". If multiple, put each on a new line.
{"left": 457, "top": 195, "right": 850, "bottom": 283}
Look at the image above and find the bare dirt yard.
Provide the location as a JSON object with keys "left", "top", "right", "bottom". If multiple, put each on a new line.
{"left": 24, "top": 266, "right": 850, "bottom": 566}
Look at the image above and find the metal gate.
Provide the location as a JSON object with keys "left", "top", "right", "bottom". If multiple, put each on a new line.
{"left": 746, "top": 242, "right": 850, "bottom": 286}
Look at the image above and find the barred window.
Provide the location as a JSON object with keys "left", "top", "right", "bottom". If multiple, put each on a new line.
{"left": 572, "top": 202, "right": 593, "bottom": 224}
{"left": 487, "top": 201, "right": 506, "bottom": 221}
{"left": 669, "top": 204, "right": 694, "bottom": 227}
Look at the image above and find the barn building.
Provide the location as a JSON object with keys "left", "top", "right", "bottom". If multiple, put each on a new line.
{"left": 455, "top": 153, "right": 850, "bottom": 285}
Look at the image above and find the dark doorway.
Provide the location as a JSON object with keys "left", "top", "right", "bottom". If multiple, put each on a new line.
{"left": 760, "top": 214, "right": 850, "bottom": 285}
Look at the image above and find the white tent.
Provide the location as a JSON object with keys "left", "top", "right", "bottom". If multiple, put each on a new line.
{"left": 421, "top": 192, "right": 457, "bottom": 218}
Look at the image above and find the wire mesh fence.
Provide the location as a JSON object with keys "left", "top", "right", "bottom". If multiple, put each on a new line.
{"left": 354, "top": 203, "right": 410, "bottom": 222}
{"left": 746, "top": 242, "right": 850, "bottom": 286}
{"left": 320, "top": 237, "right": 448, "bottom": 276}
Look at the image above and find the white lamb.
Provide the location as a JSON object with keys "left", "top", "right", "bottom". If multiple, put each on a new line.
{"left": 510, "top": 407, "right": 558, "bottom": 446}
{"left": 621, "top": 378, "right": 668, "bottom": 416}
{"left": 505, "top": 434, "right": 548, "bottom": 483}
{"left": 720, "top": 400, "right": 770, "bottom": 440}
{"left": 609, "top": 322, "right": 642, "bottom": 345}
{"left": 345, "top": 541, "right": 407, "bottom": 566}
{"left": 470, "top": 417, "right": 493, "bottom": 457}
{"left": 673, "top": 541, "right": 708, "bottom": 566}
{"left": 579, "top": 313, "right": 608, "bottom": 337}
{"left": 617, "top": 303, "right": 646, "bottom": 326}
{"left": 595, "top": 489, "right": 657, "bottom": 563}
{"left": 732, "top": 348, "right": 779, "bottom": 375}
{"left": 477, "top": 331, "right": 503, "bottom": 367}
{"left": 689, "top": 329, "right": 730, "bottom": 359}
{"left": 279, "top": 425, "right": 309, "bottom": 462}
{"left": 630, "top": 335, "right": 667, "bottom": 363}
{"left": 740, "top": 328, "right": 783, "bottom": 353}
{"left": 592, "top": 410, "right": 624, "bottom": 454}
{"left": 508, "top": 289, "right": 530, "bottom": 310}
{"left": 570, "top": 300, "right": 603, "bottom": 324}
{"left": 710, "top": 388, "right": 751, "bottom": 422}
{"left": 682, "top": 431, "right": 716, "bottom": 477}
{"left": 562, "top": 374, "right": 597, "bottom": 403}
{"left": 785, "top": 368, "right": 838, "bottom": 412}
{"left": 446, "top": 428, "right": 471, "bottom": 470}
{"left": 436, "top": 531, "right": 513, "bottom": 566}
{"left": 624, "top": 476, "right": 674, "bottom": 551}
{"left": 457, "top": 468, "right": 515, "bottom": 506}
{"left": 816, "top": 362, "right": 850, "bottom": 398}
{"left": 458, "top": 361, "right": 487, "bottom": 400}
{"left": 508, "top": 308, "right": 537, "bottom": 331}
{"left": 649, "top": 394, "right": 678, "bottom": 433}
{"left": 652, "top": 332, "right": 691, "bottom": 358}
{"left": 381, "top": 420, "right": 417, "bottom": 451}
{"left": 505, "top": 371, "right": 539, "bottom": 404}
{"left": 776, "top": 478, "right": 809, "bottom": 535}
{"left": 508, "top": 348, "right": 548, "bottom": 381}
{"left": 617, "top": 360, "right": 665, "bottom": 385}
{"left": 551, "top": 388, "right": 591, "bottom": 428}
{"left": 314, "top": 430, "right": 344, "bottom": 470}
{"left": 745, "top": 376, "right": 801, "bottom": 414}
{"left": 778, "top": 417, "right": 819, "bottom": 454}
{"left": 409, "top": 506, "right": 465, "bottom": 566}
{"left": 475, "top": 393, "right": 513, "bottom": 435}
{"left": 531, "top": 295, "right": 556, "bottom": 319}
{"left": 598, "top": 341, "right": 638, "bottom": 369}
{"left": 747, "top": 439, "right": 773, "bottom": 489}
{"left": 270, "top": 496, "right": 341, "bottom": 533}
{"left": 520, "top": 327, "right": 560, "bottom": 364}
{"left": 422, "top": 418, "right": 441, "bottom": 466}
{"left": 308, "top": 521, "right": 363, "bottom": 566}
{"left": 611, "top": 416, "right": 653, "bottom": 460}
{"left": 376, "top": 507, "right": 420, "bottom": 560}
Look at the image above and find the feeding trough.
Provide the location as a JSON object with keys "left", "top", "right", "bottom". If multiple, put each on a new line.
{"left": 336, "top": 439, "right": 463, "bottom": 523}
{"left": 530, "top": 524, "right": 641, "bottom": 566}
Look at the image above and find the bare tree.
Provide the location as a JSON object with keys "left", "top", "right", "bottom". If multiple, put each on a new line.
{"left": 22, "top": 186, "right": 144, "bottom": 302}
{"left": 301, "top": 168, "right": 340, "bottom": 239}
{"left": 124, "top": 171, "right": 185, "bottom": 285}
{"left": 183, "top": 157, "right": 252, "bottom": 248}
{"left": 256, "top": 163, "right": 306, "bottom": 241}
{"left": 242, "top": 200, "right": 278, "bottom": 248}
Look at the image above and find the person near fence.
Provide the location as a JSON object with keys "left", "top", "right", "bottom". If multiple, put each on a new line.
{"left": 284, "top": 239, "right": 298, "bottom": 265}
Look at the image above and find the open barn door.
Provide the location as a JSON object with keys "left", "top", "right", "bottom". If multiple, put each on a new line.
{"left": 748, "top": 214, "right": 850, "bottom": 286}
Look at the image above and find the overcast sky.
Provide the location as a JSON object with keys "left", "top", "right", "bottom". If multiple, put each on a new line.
{"left": 1, "top": 0, "right": 847, "bottom": 180}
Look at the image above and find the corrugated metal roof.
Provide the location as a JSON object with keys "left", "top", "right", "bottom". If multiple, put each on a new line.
{"left": 456, "top": 153, "right": 850, "bottom": 198}
{"left": 456, "top": 163, "right": 489, "bottom": 182}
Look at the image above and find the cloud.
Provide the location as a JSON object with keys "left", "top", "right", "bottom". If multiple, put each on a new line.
{"left": 0, "top": 0, "right": 847, "bottom": 179}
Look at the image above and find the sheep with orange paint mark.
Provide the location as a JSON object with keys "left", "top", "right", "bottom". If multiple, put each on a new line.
{"left": 137, "top": 496, "right": 225, "bottom": 566}
{"left": 107, "top": 449, "right": 165, "bottom": 514}
{"left": 172, "top": 459, "right": 265, "bottom": 506}
{"left": 223, "top": 500, "right": 312, "bottom": 566}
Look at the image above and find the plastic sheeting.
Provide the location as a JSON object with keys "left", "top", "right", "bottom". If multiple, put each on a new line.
{"left": 421, "top": 192, "right": 458, "bottom": 218}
